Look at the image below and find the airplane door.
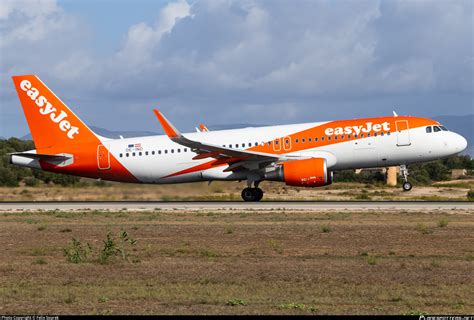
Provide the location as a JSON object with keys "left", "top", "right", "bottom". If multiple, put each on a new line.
{"left": 395, "top": 120, "right": 411, "bottom": 146}
{"left": 97, "top": 145, "right": 111, "bottom": 170}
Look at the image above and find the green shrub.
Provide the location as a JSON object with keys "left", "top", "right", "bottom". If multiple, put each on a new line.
{"left": 63, "top": 238, "right": 92, "bottom": 263}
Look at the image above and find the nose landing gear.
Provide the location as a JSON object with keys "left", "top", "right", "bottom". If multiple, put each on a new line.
{"left": 400, "top": 165, "right": 412, "bottom": 191}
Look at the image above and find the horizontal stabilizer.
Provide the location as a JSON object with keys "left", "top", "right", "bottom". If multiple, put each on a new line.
{"left": 10, "top": 152, "right": 71, "bottom": 161}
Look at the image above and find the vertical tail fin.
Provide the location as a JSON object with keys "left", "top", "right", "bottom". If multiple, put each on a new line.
{"left": 12, "top": 75, "right": 99, "bottom": 153}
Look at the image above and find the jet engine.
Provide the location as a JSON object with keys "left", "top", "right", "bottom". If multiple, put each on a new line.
{"left": 265, "top": 158, "right": 333, "bottom": 187}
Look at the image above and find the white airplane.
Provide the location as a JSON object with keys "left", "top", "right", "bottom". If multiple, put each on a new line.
{"left": 10, "top": 75, "right": 468, "bottom": 201}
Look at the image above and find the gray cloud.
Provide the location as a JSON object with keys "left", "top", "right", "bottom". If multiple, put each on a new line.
{"left": 1, "top": 0, "right": 472, "bottom": 137}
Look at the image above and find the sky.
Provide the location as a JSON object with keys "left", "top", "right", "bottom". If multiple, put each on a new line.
{"left": 0, "top": 0, "right": 473, "bottom": 138}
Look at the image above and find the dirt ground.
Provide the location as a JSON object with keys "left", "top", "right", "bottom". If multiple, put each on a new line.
{"left": 1, "top": 179, "right": 473, "bottom": 201}
{"left": 0, "top": 208, "right": 472, "bottom": 315}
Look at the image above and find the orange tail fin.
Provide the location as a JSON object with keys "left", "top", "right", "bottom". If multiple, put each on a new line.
{"left": 12, "top": 75, "right": 98, "bottom": 153}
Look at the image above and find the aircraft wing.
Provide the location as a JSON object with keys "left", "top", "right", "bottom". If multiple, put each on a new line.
{"left": 153, "top": 109, "right": 281, "bottom": 163}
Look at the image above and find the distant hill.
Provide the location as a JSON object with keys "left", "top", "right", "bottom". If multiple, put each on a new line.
{"left": 20, "top": 126, "right": 159, "bottom": 140}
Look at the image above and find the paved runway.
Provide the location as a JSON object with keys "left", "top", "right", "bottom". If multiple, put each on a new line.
{"left": 0, "top": 201, "right": 472, "bottom": 212}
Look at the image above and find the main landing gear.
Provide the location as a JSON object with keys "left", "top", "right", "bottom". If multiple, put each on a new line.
{"left": 241, "top": 187, "right": 264, "bottom": 202}
{"left": 400, "top": 164, "right": 412, "bottom": 192}
{"left": 241, "top": 174, "right": 264, "bottom": 201}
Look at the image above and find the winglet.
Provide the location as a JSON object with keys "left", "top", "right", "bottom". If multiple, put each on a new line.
{"left": 392, "top": 110, "right": 398, "bottom": 117}
{"left": 199, "top": 124, "right": 209, "bottom": 132}
{"left": 153, "top": 109, "right": 182, "bottom": 138}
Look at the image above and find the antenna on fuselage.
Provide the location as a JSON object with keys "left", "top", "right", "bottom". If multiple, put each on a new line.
{"left": 392, "top": 111, "right": 399, "bottom": 117}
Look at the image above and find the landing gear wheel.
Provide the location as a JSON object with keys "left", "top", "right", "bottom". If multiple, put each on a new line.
{"left": 241, "top": 187, "right": 264, "bottom": 202}
{"left": 254, "top": 188, "right": 264, "bottom": 201}
{"left": 241, "top": 187, "right": 256, "bottom": 202}
{"left": 400, "top": 164, "right": 413, "bottom": 192}
{"left": 402, "top": 182, "right": 412, "bottom": 192}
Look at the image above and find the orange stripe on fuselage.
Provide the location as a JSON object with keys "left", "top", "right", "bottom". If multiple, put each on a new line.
{"left": 161, "top": 116, "right": 438, "bottom": 179}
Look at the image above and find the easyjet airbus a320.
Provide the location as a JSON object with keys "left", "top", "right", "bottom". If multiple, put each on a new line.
{"left": 10, "top": 75, "right": 467, "bottom": 201}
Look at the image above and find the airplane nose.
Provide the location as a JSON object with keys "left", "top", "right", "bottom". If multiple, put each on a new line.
{"left": 458, "top": 134, "right": 468, "bottom": 152}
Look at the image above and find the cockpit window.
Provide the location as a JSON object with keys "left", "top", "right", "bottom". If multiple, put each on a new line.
{"left": 426, "top": 126, "right": 432, "bottom": 133}
{"left": 433, "top": 126, "right": 441, "bottom": 132}
{"left": 440, "top": 126, "right": 448, "bottom": 131}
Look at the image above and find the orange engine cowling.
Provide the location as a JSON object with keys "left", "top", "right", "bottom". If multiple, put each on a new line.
{"left": 266, "top": 158, "right": 332, "bottom": 187}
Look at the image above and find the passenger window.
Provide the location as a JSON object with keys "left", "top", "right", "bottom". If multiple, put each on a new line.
{"left": 242, "top": 143, "right": 245, "bottom": 147}
{"left": 171, "top": 149, "right": 174, "bottom": 153}
{"left": 152, "top": 151, "right": 155, "bottom": 155}
{"left": 354, "top": 134, "right": 358, "bottom": 138}
{"left": 177, "top": 149, "right": 180, "bottom": 153}
{"left": 302, "top": 138, "right": 305, "bottom": 143}
{"left": 235, "top": 144, "right": 239, "bottom": 148}
{"left": 139, "top": 152, "right": 142, "bottom": 156}
{"left": 381, "top": 132, "right": 384, "bottom": 136}
{"left": 248, "top": 143, "right": 251, "bottom": 147}
{"left": 433, "top": 126, "right": 441, "bottom": 132}
{"left": 184, "top": 148, "right": 187, "bottom": 152}
{"left": 126, "top": 153, "right": 129, "bottom": 157}
{"left": 334, "top": 136, "right": 338, "bottom": 140}
{"left": 426, "top": 126, "right": 432, "bottom": 133}
{"left": 119, "top": 153, "right": 123, "bottom": 158}
{"left": 341, "top": 135, "right": 344, "bottom": 139}
{"left": 132, "top": 152, "right": 136, "bottom": 156}
{"left": 275, "top": 140, "right": 279, "bottom": 145}
{"left": 374, "top": 133, "right": 377, "bottom": 137}
{"left": 328, "top": 136, "right": 331, "bottom": 141}
{"left": 315, "top": 137, "right": 318, "bottom": 142}
{"left": 308, "top": 138, "right": 312, "bottom": 142}
{"left": 295, "top": 139, "right": 299, "bottom": 143}
{"left": 321, "top": 137, "right": 325, "bottom": 141}
{"left": 255, "top": 142, "right": 258, "bottom": 146}
{"left": 347, "top": 135, "right": 351, "bottom": 139}
{"left": 387, "top": 132, "right": 391, "bottom": 136}
{"left": 164, "top": 150, "right": 168, "bottom": 154}
{"left": 158, "top": 150, "right": 162, "bottom": 154}
{"left": 145, "top": 151, "right": 148, "bottom": 156}
{"left": 360, "top": 134, "right": 364, "bottom": 138}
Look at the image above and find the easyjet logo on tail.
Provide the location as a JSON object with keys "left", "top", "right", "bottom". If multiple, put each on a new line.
{"left": 19, "top": 80, "right": 79, "bottom": 139}
{"left": 324, "top": 122, "right": 390, "bottom": 136}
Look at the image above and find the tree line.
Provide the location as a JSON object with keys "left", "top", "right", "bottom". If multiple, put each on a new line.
{"left": 0, "top": 138, "right": 473, "bottom": 187}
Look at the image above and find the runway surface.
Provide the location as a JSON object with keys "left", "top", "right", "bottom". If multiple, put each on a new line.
{"left": 0, "top": 201, "right": 473, "bottom": 212}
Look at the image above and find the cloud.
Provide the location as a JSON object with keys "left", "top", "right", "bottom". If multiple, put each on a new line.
{"left": 0, "top": 0, "right": 472, "bottom": 137}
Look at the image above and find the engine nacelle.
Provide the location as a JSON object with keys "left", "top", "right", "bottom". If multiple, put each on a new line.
{"left": 265, "top": 158, "right": 333, "bottom": 187}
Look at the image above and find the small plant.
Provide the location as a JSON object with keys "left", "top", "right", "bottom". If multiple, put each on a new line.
{"left": 32, "top": 258, "right": 47, "bottom": 265}
{"left": 415, "top": 223, "right": 433, "bottom": 234}
{"left": 431, "top": 260, "right": 440, "bottom": 268}
{"left": 279, "top": 302, "right": 317, "bottom": 312}
{"left": 98, "top": 296, "right": 109, "bottom": 303}
{"left": 63, "top": 238, "right": 92, "bottom": 264}
{"left": 226, "top": 299, "right": 247, "bottom": 306}
{"left": 99, "top": 232, "right": 117, "bottom": 264}
{"left": 268, "top": 239, "right": 284, "bottom": 254}
{"left": 64, "top": 293, "right": 75, "bottom": 304}
{"left": 359, "top": 251, "right": 369, "bottom": 256}
{"left": 437, "top": 218, "right": 449, "bottom": 228}
{"left": 467, "top": 189, "right": 474, "bottom": 201}
{"left": 118, "top": 230, "right": 137, "bottom": 261}
{"left": 320, "top": 225, "right": 332, "bottom": 233}
{"left": 367, "top": 256, "right": 377, "bottom": 265}
{"left": 224, "top": 225, "right": 234, "bottom": 234}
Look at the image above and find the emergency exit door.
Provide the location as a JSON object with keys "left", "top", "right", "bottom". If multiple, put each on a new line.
{"left": 395, "top": 120, "right": 411, "bottom": 146}
{"left": 97, "top": 145, "right": 111, "bottom": 170}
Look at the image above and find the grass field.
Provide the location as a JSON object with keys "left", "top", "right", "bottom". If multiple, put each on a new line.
{"left": 1, "top": 179, "right": 473, "bottom": 201}
{"left": 0, "top": 207, "right": 472, "bottom": 315}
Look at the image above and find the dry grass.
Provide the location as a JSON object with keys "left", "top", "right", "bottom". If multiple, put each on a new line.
{"left": 1, "top": 179, "right": 473, "bottom": 202}
{"left": 0, "top": 208, "right": 473, "bottom": 315}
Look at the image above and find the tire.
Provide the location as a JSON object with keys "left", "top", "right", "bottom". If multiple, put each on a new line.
{"left": 254, "top": 188, "right": 264, "bottom": 201}
{"left": 402, "top": 182, "right": 412, "bottom": 192}
{"left": 241, "top": 187, "right": 256, "bottom": 202}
